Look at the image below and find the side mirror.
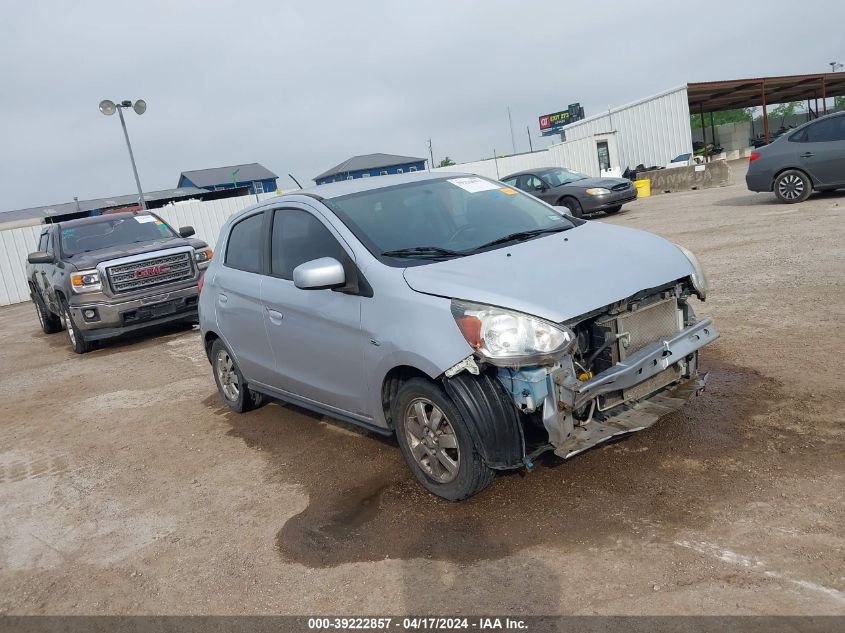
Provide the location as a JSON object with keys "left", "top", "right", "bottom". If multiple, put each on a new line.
{"left": 535, "top": 184, "right": 548, "bottom": 191}
{"left": 293, "top": 257, "right": 346, "bottom": 290}
{"left": 179, "top": 226, "right": 195, "bottom": 238}
{"left": 28, "top": 251, "right": 54, "bottom": 264}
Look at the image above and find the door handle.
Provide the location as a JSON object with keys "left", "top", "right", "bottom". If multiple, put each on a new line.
{"left": 218, "top": 293, "right": 228, "bottom": 305}
{"left": 266, "top": 308, "right": 284, "bottom": 325}
{"left": 799, "top": 152, "right": 814, "bottom": 158}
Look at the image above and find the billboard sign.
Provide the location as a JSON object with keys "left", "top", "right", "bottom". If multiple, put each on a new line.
{"left": 539, "top": 103, "right": 585, "bottom": 136}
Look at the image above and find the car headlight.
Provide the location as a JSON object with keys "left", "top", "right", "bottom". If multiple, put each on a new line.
{"left": 450, "top": 300, "right": 575, "bottom": 367}
{"left": 194, "top": 248, "right": 213, "bottom": 262}
{"left": 675, "top": 244, "right": 709, "bottom": 300}
{"left": 585, "top": 187, "right": 611, "bottom": 196}
{"left": 70, "top": 270, "right": 101, "bottom": 293}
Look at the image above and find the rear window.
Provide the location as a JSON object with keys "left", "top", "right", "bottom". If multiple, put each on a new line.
{"left": 60, "top": 214, "right": 175, "bottom": 256}
{"left": 224, "top": 212, "right": 264, "bottom": 273}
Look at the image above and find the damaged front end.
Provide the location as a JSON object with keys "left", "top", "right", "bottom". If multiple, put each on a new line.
{"left": 446, "top": 281, "right": 719, "bottom": 465}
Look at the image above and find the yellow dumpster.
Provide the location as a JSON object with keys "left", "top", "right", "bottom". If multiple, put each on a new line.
{"left": 634, "top": 179, "right": 651, "bottom": 198}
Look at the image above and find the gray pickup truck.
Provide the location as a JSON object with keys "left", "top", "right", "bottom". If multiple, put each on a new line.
{"left": 26, "top": 211, "right": 212, "bottom": 353}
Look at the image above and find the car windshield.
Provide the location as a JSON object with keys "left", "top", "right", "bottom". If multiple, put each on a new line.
{"left": 541, "top": 168, "right": 589, "bottom": 186}
{"left": 325, "top": 176, "right": 577, "bottom": 264}
{"left": 60, "top": 214, "right": 176, "bottom": 256}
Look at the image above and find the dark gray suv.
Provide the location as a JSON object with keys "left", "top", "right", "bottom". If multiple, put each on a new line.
{"left": 746, "top": 111, "right": 845, "bottom": 203}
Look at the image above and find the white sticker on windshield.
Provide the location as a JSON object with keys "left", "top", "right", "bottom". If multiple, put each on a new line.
{"left": 134, "top": 215, "right": 156, "bottom": 223}
{"left": 447, "top": 177, "right": 501, "bottom": 193}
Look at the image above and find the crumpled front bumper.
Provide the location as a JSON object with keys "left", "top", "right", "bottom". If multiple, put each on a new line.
{"left": 541, "top": 318, "right": 720, "bottom": 458}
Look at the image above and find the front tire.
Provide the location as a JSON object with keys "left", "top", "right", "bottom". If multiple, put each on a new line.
{"left": 393, "top": 377, "right": 494, "bottom": 500}
{"left": 59, "top": 299, "right": 92, "bottom": 354}
{"left": 559, "top": 197, "right": 583, "bottom": 218}
{"left": 774, "top": 169, "right": 812, "bottom": 203}
{"left": 604, "top": 205, "right": 622, "bottom": 215}
{"left": 34, "top": 294, "right": 62, "bottom": 334}
{"left": 211, "top": 339, "right": 264, "bottom": 413}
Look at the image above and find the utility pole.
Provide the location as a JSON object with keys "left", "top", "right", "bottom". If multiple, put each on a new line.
{"left": 116, "top": 106, "right": 146, "bottom": 209}
{"left": 428, "top": 139, "right": 434, "bottom": 170}
{"left": 526, "top": 125, "right": 533, "bottom": 152}
{"left": 507, "top": 106, "right": 516, "bottom": 154}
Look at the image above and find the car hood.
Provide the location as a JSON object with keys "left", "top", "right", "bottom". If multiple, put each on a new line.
{"left": 560, "top": 177, "right": 630, "bottom": 190}
{"left": 66, "top": 236, "right": 205, "bottom": 269}
{"left": 402, "top": 221, "right": 694, "bottom": 323}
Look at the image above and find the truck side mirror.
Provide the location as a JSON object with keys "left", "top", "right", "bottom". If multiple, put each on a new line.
{"left": 179, "top": 226, "right": 195, "bottom": 238}
{"left": 28, "top": 251, "right": 54, "bottom": 264}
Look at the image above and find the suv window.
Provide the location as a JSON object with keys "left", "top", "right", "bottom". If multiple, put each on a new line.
{"left": 271, "top": 209, "right": 347, "bottom": 280}
{"left": 225, "top": 212, "right": 264, "bottom": 273}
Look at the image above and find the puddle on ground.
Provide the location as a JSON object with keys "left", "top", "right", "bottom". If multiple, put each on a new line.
{"left": 209, "top": 355, "right": 828, "bottom": 568}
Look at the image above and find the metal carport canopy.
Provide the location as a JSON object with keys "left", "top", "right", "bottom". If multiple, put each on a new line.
{"left": 687, "top": 72, "right": 845, "bottom": 143}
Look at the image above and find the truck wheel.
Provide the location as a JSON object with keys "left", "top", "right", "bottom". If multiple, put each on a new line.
{"left": 392, "top": 377, "right": 494, "bottom": 500}
{"left": 210, "top": 339, "right": 264, "bottom": 413}
{"left": 34, "top": 294, "right": 62, "bottom": 334}
{"left": 774, "top": 169, "right": 812, "bottom": 203}
{"left": 59, "top": 300, "right": 93, "bottom": 354}
{"left": 559, "top": 197, "right": 583, "bottom": 218}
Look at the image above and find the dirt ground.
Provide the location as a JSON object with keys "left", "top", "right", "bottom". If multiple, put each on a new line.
{"left": 1, "top": 163, "right": 843, "bottom": 615}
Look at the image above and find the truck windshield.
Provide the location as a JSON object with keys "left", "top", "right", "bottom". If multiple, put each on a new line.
{"left": 60, "top": 215, "right": 177, "bottom": 256}
{"left": 326, "top": 176, "right": 576, "bottom": 262}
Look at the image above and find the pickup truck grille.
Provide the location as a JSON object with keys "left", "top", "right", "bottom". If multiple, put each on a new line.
{"left": 107, "top": 252, "right": 194, "bottom": 294}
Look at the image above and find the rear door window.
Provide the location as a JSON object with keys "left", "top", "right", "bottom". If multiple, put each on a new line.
{"left": 224, "top": 212, "right": 264, "bottom": 273}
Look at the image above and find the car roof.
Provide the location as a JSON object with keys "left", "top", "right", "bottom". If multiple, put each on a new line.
{"left": 501, "top": 167, "right": 560, "bottom": 179}
{"left": 291, "top": 170, "right": 474, "bottom": 201}
{"left": 56, "top": 211, "right": 157, "bottom": 229}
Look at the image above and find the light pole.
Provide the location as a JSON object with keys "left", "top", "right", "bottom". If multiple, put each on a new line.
{"left": 99, "top": 99, "right": 148, "bottom": 209}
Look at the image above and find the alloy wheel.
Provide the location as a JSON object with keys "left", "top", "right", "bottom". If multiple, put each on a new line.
{"left": 215, "top": 350, "right": 240, "bottom": 401}
{"left": 62, "top": 309, "right": 76, "bottom": 347}
{"left": 404, "top": 397, "right": 461, "bottom": 483}
{"left": 778, "top": 174, "right": 805, "bottom": 201}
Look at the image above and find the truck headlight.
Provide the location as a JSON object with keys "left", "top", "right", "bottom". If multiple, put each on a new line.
{"left": 675, "top": 244, "right": 709, "bottom": 300}
{"left": 70, "top": 270, "right": 101, "bottom": 293}
{"left": 451, "top": 300, "right": 575, "bottom": 367}
{"left": 585, "top": 187, "right": 610, "bottom": 196}
{"left": 194, "top": 248, "right": 213, "bottom": 263}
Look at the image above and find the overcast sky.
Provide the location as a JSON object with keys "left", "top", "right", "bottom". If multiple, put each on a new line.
{"left": 1, "top": 0, "right": 843, "bottom": 211}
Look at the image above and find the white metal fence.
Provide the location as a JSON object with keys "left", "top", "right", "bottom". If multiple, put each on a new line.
{"left": 0, "top": 191, "right": 281, "bottom": 307}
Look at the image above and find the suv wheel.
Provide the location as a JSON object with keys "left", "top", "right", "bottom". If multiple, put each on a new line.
{"left": 774, "top": 169, "right": 812, "bottom": 203}
{"left": 393, "top": 377, "right": 494, "bottom": 500}
{"left": 59, "top": 300, "right": 93, "bottom": 354}
{"left": 211, "top": 339, "right": 264, "bottom": 413}
{"left": 34, "top": 294, "right": 62, "bottom": 334}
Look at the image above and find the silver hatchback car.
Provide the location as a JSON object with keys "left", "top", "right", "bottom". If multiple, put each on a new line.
{"left": 199, "top": 172, "right": 719, "bottom": 500}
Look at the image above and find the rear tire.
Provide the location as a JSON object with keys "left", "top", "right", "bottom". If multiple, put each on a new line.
{"left": 34, "top": 294, "right": 62, "bottom": 334}
{"left": 774, "top": 169, "right": 811, "bottom": 204}
{"left": 59, "top": 299, "right": 93, "bottom": 354}
{"left": 211, "top": 339, "right": 264, "bottom": 413}
{"left": 392, "top": 377, "right": 494, "bottom": 501}
{"left": 559, "top": 197, "right": 583, "bottom": 218}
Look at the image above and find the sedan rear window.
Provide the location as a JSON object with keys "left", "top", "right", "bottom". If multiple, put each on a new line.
{"left": 60, "top": 215, "right": 175, "bottom": 256}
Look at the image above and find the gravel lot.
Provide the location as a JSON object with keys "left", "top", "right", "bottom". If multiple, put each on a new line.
{"left": 1, "top": 163, "right": 843, "bottom": 615}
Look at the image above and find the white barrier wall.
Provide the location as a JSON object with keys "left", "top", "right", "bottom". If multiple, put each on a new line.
{"left": 0, "top": 225, "right": 42, "bottom": 306}
{"left": 0, "top": 191, "right": 282, "bottom": 307}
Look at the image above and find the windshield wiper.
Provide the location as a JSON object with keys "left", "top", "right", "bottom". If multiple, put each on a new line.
{"left": 472, "top": 226, "right": 570, "bottom": 250}
{"left": 381, "top": 246, "right": 466, "bottom": 259}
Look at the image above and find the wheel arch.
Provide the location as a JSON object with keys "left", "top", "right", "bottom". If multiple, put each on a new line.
{"left": 773, "top": 166, "right": 814, "bottom": 188}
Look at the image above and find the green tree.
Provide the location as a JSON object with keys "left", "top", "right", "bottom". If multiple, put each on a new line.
{"left": 835, "top": 95, "right": 845, "bottom": 110}
{"left": 438, "top": 157, "right": 456, "bottom": 167}
{"left": 769, "top": 102, "right": 800, "bottom": 120}
{"left": 690, "top": 107, "right": 753, "bottom": 128}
